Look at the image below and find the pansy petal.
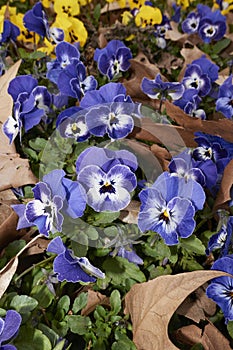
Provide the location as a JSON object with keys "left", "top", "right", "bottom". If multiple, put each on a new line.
{"left": 0, "top": 310, "right": 21, "bottom": 343}
{"left": 47, "top": 236, "right": 66, "bottom": 255}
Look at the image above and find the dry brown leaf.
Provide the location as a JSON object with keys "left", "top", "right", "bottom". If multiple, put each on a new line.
{"left": 174, "top": 322, "right": 232, "bottom": 350}
{"left": 165, "top": 21, "right": 189, "bottom": 43}
{"left": 176, "top": 284, "right": 216, "bottom": 323}
{"left": 81, "top": 289, "right": 109, "bottom": 316}
{"left": 0, "top": 60, "right": 21, "bottom": 154}
{"left": 101, "top": 1, "right": 129, "bottom": 13}
{"left": 119, "top": 200, "right": 140, "bottom": 224}
{"left": 216, "top": 67, "right": 230, "bottom": 85}
{"left": 214, "top": 159, "right": 233, "bottom": 212}
{"left": 124, "top": 270, "right": 229, "bottom": 350}
{"left": 0, "top": 234, "right": 43, "bottom": 298}
{"left": 157, "top": 52, "right": 183, "bottom": 75}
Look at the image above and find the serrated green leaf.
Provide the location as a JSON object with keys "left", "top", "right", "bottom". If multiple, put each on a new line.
{"left": 72, "top": 292, "right": 88, "bottom": 314}
{"left": 10, "top": 295, "right": 38, "bottom": 313}
{"left": 102, "top": 257, "right": 146, "bottom": 287}
{"left": 179, "top": 235, "right": 206, "bottom": 255}
{"left": 67, "top": 315, "right": 91, "bottom": 335}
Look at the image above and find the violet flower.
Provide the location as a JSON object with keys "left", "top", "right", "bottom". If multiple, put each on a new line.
{"left": 182, "top": 11, "right": 201, "bottom": 34}
{"left": 3, "top": 76, "right": 51, "bottom": 143}
{"left": 174, "top": 89, "right": 206, "bottom": 119}
{"left": 57, "top": 59, "right": 97, "bottom": 100}
{"left": 216, "top": 75, "right": 233, "bottom": 119}
{"left": 0, "top": 310, "right": 22, "bottom": 350}
{"left": 76, "top": 147, "right": 137, "bottom": 212}
{"left": 206, "top": 255, "right": 233, "bottom": 324}
{"left": 47, "top": 236, "right": 105, "bottom": 283}
{"left": 138, "top": 172, "right": 205, "bottom": 245}
{"left": 12, "top": 169, "right": 87, "bottom": 236}
{"left": 0, "top": 20, "right": 20, "bottom": 43}
{"left": 94, "top": 40, "right": 132, "bottom": 80}
{"left": 182, "top": 64, "right": 211, "bottom": 97}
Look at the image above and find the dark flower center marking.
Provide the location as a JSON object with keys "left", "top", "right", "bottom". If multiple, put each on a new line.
{"left": 99, "top": 180, "right": 116, "bottom": 194}
{"left": 190, "top": 78, "right": 199, "bottom": 89}
{"left": 207, "top": 27, "right": 214, "bottom": 35}
{"left": 159, "top": 209, "right": 170, "bottom": 223}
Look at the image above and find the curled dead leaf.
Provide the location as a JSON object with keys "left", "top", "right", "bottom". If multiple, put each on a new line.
{"left": 81, "top": 289, "right": 109, "bottom": 316}
{"left": 174, "top": 321, "right": 232, "bottom": 350}
{"left": 119, "top": 200, "right": 140, "bottom": 224}
{"left": 124, "top": 270, "right": 230, "bottom": 350}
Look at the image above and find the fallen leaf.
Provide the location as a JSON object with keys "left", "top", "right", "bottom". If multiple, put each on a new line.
{"left": 119, "top": 200, "right": 140, "bottom": 224}
{"left": 174, "top": 321, "right": 232, "bottom": 350}
{"left": 165, "top": 21, "right": 189, "bottom": 43}
{"left": 124, "top": 270, "right": 229, "bottom": 350}
{"left": 81, "top": 289, "right": 109, "bottom": 316}
{"left": 176, "top": 284, "right": 216, "bottom": 323}
{"left": 214, "top": 159, "right": 233, "bottom": 212}
{"left": 216, "top": 67, "right": 230, "bottom": 85}
{"left": 0, "top": 60, "right": 21, "bottom": 154}
{"left": 0, "top": 234, "right": 43, "bottom": 298}
{"left": 101, "top": 1, "right": 129, "bottom": 13}
{"left": 157, "top": 52, "right": 183, "bottom": 75}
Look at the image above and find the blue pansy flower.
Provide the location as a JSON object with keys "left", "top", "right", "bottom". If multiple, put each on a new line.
{"left": 153, "top": 15, "right": 171, "bottom": 49}
{"left": 206, "top": 214, "right": 233, "bottom": 256}
{"left": 47, "top": 236, "right": 105, "bottom": 283}
{"left": 94, "top": 40, "right": 132, "bottom": 80}
{"left": 56, "top": 106, "right": 90, "bottom": 142}
{"left": 0, "top": 19, "right": 20, "bottom": 43}
{"left": 46, "top": 41, "right": 80, "bottom": 85}
{"left": 182, "top": 11, "right": 201, "bottom": 34}
{"left": 12, "top": 169, "right": 87, "bottom": 236}
{"left": 57, "top": 59, "right": 97, "bottom": 100}
{"left": 182, "top": 64, "right": 211, "bottom": 97}
{"left": 197, "top": 4, "right": 226, "bottom": 43}
{"left": 192, "top": 55, "right": 219, "bottom": 83}
{"left": 23, "top": 2, "right": 63, "bottom": 43}
{"left": 216, "top": 75, "right": 233, "bottom": 119}
{"left": 206, "top": 254, "right": 233, "bottom": 324}
{"left": 141, "top": 74, "right": 184, "bottom": 101}
{"left": 85, "top": 101, "right": 135, "bottom": 140}
{"left": 3, "top": 75, "right": 51, "bottom": 143}
{"left": 174, "top": 89, "right": 206, "bottom": 119}
{"left": 76, "top": 147, "right": 137, "bottom": 212}
{"left": 0, "top": 310, "right": 22, "bottom": 350}
{"left": 138, "top": 172, "right": 205, "bottom": 245}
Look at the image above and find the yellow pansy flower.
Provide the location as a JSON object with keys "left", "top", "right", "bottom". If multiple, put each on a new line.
{"left": 134, "top": 5, "right": 162, "bottom": 27}
{"left": 42, "top": 0, "right": 52, "bottom": 8}
{"left": 0, "top": 15, "right": 4, "bottom": 34}
{"left": 122, "top": 10, "right": 133, "bottom": 25}
{"left": 53, "top": 0, "right": 80, "bottom": 17}
{"left": 176, "top": 0, "right": 194, "bottom": 9}
{"left": 55, "top": 14, "right": 88, "bottom": 47}
{"left": 128, "top": 0, "right": 146, "bottom": 10}
{"left": 38, "top": 38, "right": 56, "bottom": 56}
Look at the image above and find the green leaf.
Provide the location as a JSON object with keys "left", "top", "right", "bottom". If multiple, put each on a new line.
{"left": 31, "top": 284, "right": 54, "bottom": 308}
{"left": 144, "top": 240, "right": 171, "bottom": 260}
{"left": 190, "top": 343, "right": 204, "bottom": 350}
{"left": 13, "top": 325, "right": 52, "bottom": 350}
{"left": 103, "top": 257, "right": 146, "bottom": 287}
{"left": 86, "top": 226, "right": 99, "bottom": 240}
{"left": 67, "top": 315, "right": 92, "bottom": 335}
{"left": 52, "top": 340, "right": 67, "bottom": 350}
{"left": 212, "top": 38, "right": 231, "bottom": 54}
{"left": 92, "top": 211, "right": 120, "bottom": 225}
{"left": 29, "top": 138, "right": 47, "bottom": 151}
{"left": 227, "top": 321, "right": 233, "bottom": 339}
{"left": 38, "top": 324, "right": 59, "bottom": 348}
{"left": 55, "top": 295, "right": 70, "bottom": 321}
{"left": 94, "top": 305, "right": 107, "bottom": 320}
{"left": 179, "top": 235, "right": 206, "bottom": 255}
{"left": 93, "top": 3, "right": 101, "bottom": 22}
{"left": 10, "top": 295, "right": 38, "bottom": 313}
{"left": 72, "top": 292, "right": 88, "bottom": 314}
{"left": 71, "top": 238, "right": 88, "bottom": 257}
{"left": 110, "top": 290, "right": 121, "bottom": 315}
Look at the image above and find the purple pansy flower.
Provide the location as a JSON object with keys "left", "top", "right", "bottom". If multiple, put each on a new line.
{"left": 12, "top": 169, "right": 87, "bottom": 236}
{"left": 56, "top": 106, "right": 90, "bottom": 142}
{"left": 0, "top": 310, "right": 22, "bottom": 350}
{"left": 94, "top": 40, "right": 132, "bottom": 80}
{"left": 3, "top": 76, "right": 51, "bottom": 143}
{"left": 46, "top": 41, "right": 80, "bottom": 85}
{"left": 47, "top": 236, "right": 105, "bottom": 283}
{"left": 85, "top": 102, "right": 135, "bottom": 140}
{"left": 76, "top": 147, "right": 137, "bottom": 212}
{"left": 182, "top": 64, "right": 211, "bottom": 97}
{"left": 138, "top": 172, "right": 205, "bottom": 245}
{"left": 197, "top": 4, "right": 226, "bottom": 43}
{"left": 216, "top": 75, "right": 233, "bottom": 119}
{"left": 206, "top": 254, "right": 233, "bottom": 324}
{"left": 0, "top": 20, "right": 20, "bottom": 43}
{"left": 192, "top": 55, "right": 219, "bottom": 83}
{"left": 182, "top": 11, "right": 201, "bottom": 34}
{"left": 23, "top": 2, "right": 63, "bottom": 43}
{"left": 57, "top": 59, "right": 97, "bottom": 100}
{"left": 174, "top": 89, "right": 206, "bottom": 119}
{"left": 141, "top": 74, "right": 184, "bottom": 101}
